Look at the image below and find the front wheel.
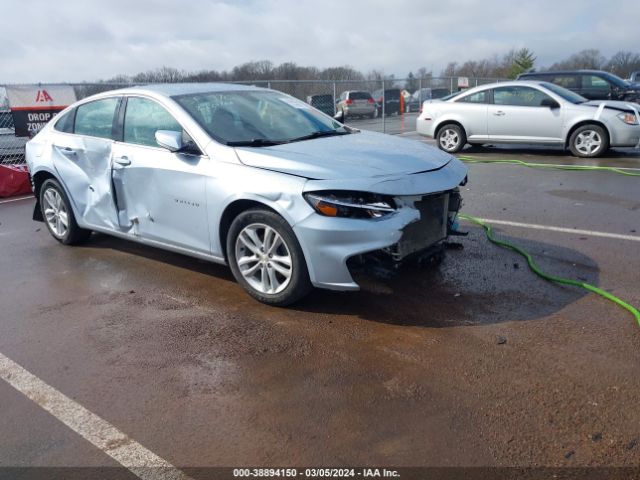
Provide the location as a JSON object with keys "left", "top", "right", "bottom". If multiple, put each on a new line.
{"left": 569, "top": 124, "right": 609, "bottom": 158}
{"left": 437, "top": 124, "right": 466, "bottom": 153}
{"left": 227, "top": 209, "right": 312, "bottom": 306}
{"left": 40, "top": 178, "right": 91, "bottom": 245}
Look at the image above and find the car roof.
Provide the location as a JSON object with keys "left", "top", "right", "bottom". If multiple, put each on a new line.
{"left": 96, "top": 82, "right": 265, "bottom": 99}
{"left": 445, "top": 80, "right": 552, "bottom": 98}
{"left": 519, "top": 70, "right": 607, "bottom": 76}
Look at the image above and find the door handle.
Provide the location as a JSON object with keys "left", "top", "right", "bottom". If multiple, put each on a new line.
{"left": 493, "top": 111, "right": 506, "bottom": 116}
{"left": 114, "top": 156, "right": 131, "bottom": 166}
{"left": 54, "top": 145, "right": 77, "bottom": 156}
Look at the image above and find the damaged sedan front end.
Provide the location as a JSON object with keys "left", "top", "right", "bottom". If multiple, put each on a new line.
{"left": 292, "top": 161, "right": 467, "bottom": 290}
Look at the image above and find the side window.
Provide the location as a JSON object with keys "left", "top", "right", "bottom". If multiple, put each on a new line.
{"left": 74, "top": 98, "right": 119, "bottom": 139}
{"left": 456, "top": 90, "right": 489, "bottom": 104}
{"left": 493, "top": 86, "right": 552, "bottom": 107}
{"left": 54, "top": 109, "right": 75, "bottom": 133}
{"left": 552, "top": 75, "right": 579, "bottom": 89}
{"left": 124, "top": 97, "right": 182, "bottom": 147}
{"left": 583, "top": 75, "right": 611, "bottom": 91}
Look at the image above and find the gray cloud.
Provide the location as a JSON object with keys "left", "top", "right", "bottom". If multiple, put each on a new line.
{"left": 1, "top": 0, "right": 638, "bottom": 82}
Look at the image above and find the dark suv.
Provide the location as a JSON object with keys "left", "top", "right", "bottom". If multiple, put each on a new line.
{"left": 371, "top": 88, "right": 401, "bottom": 116}
{"left": 517, "top": 70, "right": 640, "bottom": 103}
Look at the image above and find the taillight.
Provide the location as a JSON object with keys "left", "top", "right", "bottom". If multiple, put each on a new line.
{"left": 345, "top": 98, "right": 354, "bottom": 105}
{"left": 367, "top": 98, "right": 374, "bottom": 104}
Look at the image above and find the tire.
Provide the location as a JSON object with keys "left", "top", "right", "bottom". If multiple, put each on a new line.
{"left": 569, "top": 124, "right": 609, "bottom": 158}
{"left": 437, "top": 124, "right": 466, "bottom": 153}
{"left": 226, "top": 209, "right": 312, "bottom": 306}
{"left": 341, "top": 108, "right": 348, "bottom": 122}
{"left": 39, "top": 178, "right": 91, "bottom": 245}
{"left": 369, "top": 111, "right": 377, "bottom": 119}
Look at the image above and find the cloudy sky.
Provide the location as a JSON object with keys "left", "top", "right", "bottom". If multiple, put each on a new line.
{"left": 1, "top": 0, "right": 639, "bottom": 83}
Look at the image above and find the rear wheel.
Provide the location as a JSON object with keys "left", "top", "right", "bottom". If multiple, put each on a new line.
{"left": 569, "top": 124, "right": 609, "bottom": 158}
{"left": 437, "top": 124, "right": 466, "bottom": 153}
{"left": 40, "top": 178, "right": 91, "bottom": 245}
{"left": 227, "top": 209, "right": 312, "bottom": 306}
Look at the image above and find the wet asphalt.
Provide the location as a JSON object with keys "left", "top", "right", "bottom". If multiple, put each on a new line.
{"left": 0, "top": 124, "right": 639, "bottom": 475}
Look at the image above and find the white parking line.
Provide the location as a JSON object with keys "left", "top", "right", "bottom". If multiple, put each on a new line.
{"left": 474, "top": 218, "right": 640, "bottom": 242}
{"left": 0, "top": 352, "right": 192, "bottom": 480}
{"left": 0, "top": 195, "right": 34, "bottom": 204}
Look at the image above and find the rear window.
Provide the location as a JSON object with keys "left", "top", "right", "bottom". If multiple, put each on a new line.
{"left": 54, "top": 109, "right": 75, "bottom": 133}
{"left": 74, "top": 98, "right": 119, "bottom": 139}
{"left": 349, "top": 91, "right": 372, "bottom": 100}
{"left": 456, "top": 90, "right": 489, "bottom": 104}
{"left": 551, "top": 75, "right": 579, "bottom": 89}
{"left": 384, "top": 90, "right": 400, "bottom": 99}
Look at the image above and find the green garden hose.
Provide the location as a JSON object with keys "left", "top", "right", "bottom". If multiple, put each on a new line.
{"left": 458, "top": 214, "right": 640, "bottom": 327}
{"left": 458, "top": 155, "right": 640, "bottom": 176}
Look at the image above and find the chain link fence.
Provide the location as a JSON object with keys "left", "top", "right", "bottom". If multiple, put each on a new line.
{"left": 0, "top": 77, "right": 505, "bottom": 165}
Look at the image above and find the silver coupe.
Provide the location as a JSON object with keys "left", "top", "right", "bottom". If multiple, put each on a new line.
{"left": 416, "top": 80, "right": 640, "bottom": 157}
{"left": 26, "top": 84, "right": 467, "bottom": 305}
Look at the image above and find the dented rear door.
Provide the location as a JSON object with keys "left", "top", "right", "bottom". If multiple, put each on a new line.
{"left": 50, "top": 97, "right": 120, "bottom": 229}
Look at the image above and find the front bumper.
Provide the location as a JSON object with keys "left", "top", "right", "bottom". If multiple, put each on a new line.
{"left": 610, "top": 122, "right": 640, "bottom": 148}
{"left": 293, "top": 190, "right": 461, "bottom": 291}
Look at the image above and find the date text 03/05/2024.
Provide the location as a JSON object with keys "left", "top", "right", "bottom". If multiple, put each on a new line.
{"left": 232, "top": 468, "right": 401, "bottom": 478}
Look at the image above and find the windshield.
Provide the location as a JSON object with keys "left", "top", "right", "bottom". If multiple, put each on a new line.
{"left": 173, "top": 90, "right": 347, "bottom": 146}
{"left": 442, "top": 92, "right": 460, "bottom": 101}
{"left": 540, "top": 82, "right": 587, "bottom": 104}
{"left": 600, "top": 71, "right": 629, "bottom": 88}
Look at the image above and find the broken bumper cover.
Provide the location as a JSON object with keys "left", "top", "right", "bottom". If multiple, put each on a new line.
{"left": 294, "top": 189, "right": 462, "bottom": 291}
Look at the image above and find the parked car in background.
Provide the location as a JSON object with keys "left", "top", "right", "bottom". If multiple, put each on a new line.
{"left": 517, "top": 70, "right": 640, "bottom": 103}
{"left": 335, "top": 91, "right": 376, "bottom": 120}
{"left": 0, "top": 110, "right": 27, "bottom": 162}
{"left": 417, "top": 80, "right": 640, "bottom": 158}
{"left": 628, "top": 71, "right": 640, "bottom": 84}
{"left": 431, "top": 88, "right": 453, "bottom": 99}
{"left": 406, "top": 88, "right": 452, "bottom": 113}
{"left": 306, "top": 94, "right": 335, "bottom": 117}
{"left": 0, "top": 110, "right": 15, "bottom": 129}
{"left": 372, "top": 88, "right": 401, "bottom": 116}
{"left": 407, "top": 88, "right": 432, "bottom": 113}
{"left": 26, "top": 83, "right": 467, "bottom": 305}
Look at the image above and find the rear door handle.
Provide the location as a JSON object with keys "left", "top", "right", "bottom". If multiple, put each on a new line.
{"left": 114, "top": 156, "right": 131, "bottom": 166}
{"left": 493, "top": 111, "right": 506, "bottom": 116}
{"left": 54, "top": 145, "right": 78, "bottom": 156}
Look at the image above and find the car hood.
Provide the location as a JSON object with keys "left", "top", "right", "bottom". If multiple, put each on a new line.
{"left": 582, "top": 100, "right": 640, "bottom": 112}
{"left": 233, "top": 130, "right": 453, "bottom": 180}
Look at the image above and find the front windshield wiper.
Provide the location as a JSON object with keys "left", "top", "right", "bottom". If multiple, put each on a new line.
{"left": 227, "top": 138, "right": 285, "bottom": 147}
{"left": 287, "top": 129, "right": 353, "bottom": 143}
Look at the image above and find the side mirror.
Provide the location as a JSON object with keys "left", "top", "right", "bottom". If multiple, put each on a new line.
{"left": 155, "top": 130, "right": 183, "bottom": 152}
{"left": 541, "top": 98, "right": 560, "bottom": 109}
{"left": 333, "top": 110, "right": 345, "bottom": 122}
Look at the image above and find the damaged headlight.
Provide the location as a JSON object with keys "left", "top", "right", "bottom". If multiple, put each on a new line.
{"left": 304, "top": 191, "right": 396, "bottom": 219}
{"left": 617, "top": 112, "right": 639, "bottom": 125}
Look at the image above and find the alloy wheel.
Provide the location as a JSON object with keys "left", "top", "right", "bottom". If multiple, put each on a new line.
{"left": 574, "top": 130, "right": 602, "bottom": 155}
{"left": 439, "top": 128, "right": 460, "bottom": 151}
{"left": 235, "top": 223, "right": 293, "bottom": 294}
{"left": 42, "top": 187, "right": 69, "bottom": 238}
